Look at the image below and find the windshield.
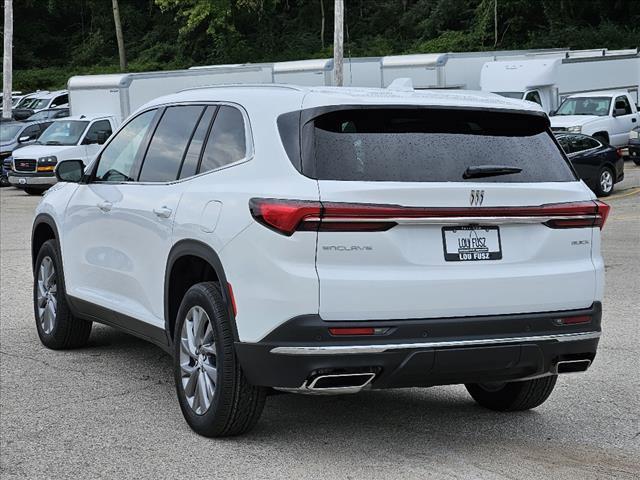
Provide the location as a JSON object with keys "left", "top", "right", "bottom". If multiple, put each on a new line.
{"left": 556, "top": 97, "right": 611, "bottom": 116}
{"left": 27, "top": 111, "right": 50, "bottom": 121}
{"left": 495, "top": 92, "right": 524, "bottom": 100}
{"left": 37, "top": 120, "right": 89, "bottom": 146}
{"left": 1, "top": 124, "right": 22, "bottom": 143}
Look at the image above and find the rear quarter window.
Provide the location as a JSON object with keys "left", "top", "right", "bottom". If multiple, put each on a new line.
{"left": 292, "top": 107, "right": 576, "bottom": 183}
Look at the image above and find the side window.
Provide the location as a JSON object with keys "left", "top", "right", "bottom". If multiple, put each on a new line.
{"left": 614, "top": 96, "right": 632, "bottom": 115}
{"left": 83, "top": 120, "right": 113, "bottom": 145}
{"left": 51, "top": 94, "right": 68, "bottom": 108}
{"left": 179, "top": 106, "right": 216, "bottom": 179}
{"left": 21, "top": 125, "right": 41, "bottom": 140}
{"left": 94, "top": 110, "right": 156, "bottom": 182}
{"left": 569, "top": 135, "right": 599, "bottom": 153}
{"left": 199, "top": 106, "right": 247, "bottom": 174}
{"left": 524, "top": 90, "right": 542, "bottom": 106}
{"left": 138, "top": 105, "right": 204, "bottom": 183}
{"left": 557, "top": 136, "right": 571, "bottom": 153}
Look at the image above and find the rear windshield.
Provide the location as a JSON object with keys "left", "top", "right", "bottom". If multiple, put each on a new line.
{"left": 298, "top": 108, "right": 575, "bottom": 183}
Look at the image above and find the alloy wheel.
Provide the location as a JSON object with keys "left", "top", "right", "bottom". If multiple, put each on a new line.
{"left": 179, "top": 305, "right": 218, "bottom": 415}
{"left": 37, "top": 256, "right": 57, "bottom": 334}
{"left": 600, "top": 170, "right": 613, "bottom": 194}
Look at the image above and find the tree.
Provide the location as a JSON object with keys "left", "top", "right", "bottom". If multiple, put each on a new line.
{"left": 112, "top": 0, "right": 127, "bottom": 71}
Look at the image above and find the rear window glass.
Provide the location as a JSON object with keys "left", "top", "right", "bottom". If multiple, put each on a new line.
{"left": 302, "top": 108, "right": 575, "bottom": 183}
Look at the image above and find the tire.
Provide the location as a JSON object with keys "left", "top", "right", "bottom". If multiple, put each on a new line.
{"left": 33, "top": 239, "right": 92, "bottom": 349}
{"left": 634, "top": 158, "right": 640, "bottom": 166}
{"left": 465, "top": 375, "right": 557, "bottom": 412}
{"left": 0, "top": 175, "right": 10, "bottom": 187}
{"left": 24, "top": 187, "right": 44, "bottom": 196}
{"left": 173, "top": 282, "right": 266, "bottom": 437}
{"left": 594, "top": 166, "right": 614, "bottom": 197}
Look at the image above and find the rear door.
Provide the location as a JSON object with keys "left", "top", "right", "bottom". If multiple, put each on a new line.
{"left": 305, "top": 107, "right": 600, "bottom": 321}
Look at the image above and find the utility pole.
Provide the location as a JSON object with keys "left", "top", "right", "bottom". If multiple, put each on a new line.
{"left": 493, "top": 0, "right": 498, "bottom": 48}
{"left": 111, "top": 0, "right": 127, "bottom": 71}
{"left": 333, "top": 0, "right": 343, "bottom": 86}
{"left": 2, "top": 0, "right": 13, "bottom": 120}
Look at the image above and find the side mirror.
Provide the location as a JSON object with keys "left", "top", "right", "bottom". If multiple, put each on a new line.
{"left": 55, "top": 159, "right": 84, "bottom": 183}
{"left": 549, "top": 109, "right": 556, "bottom": 116}
{"left": 613, "top": 108, "right": 626, "bottom": 117}
{"left": 18, "top": 136, "right": 31, "bottom": 143}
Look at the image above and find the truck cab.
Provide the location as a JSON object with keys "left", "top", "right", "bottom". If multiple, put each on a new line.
{"left": 550, "top": 91, "right": 639, "bottom": 147}
{"left": 9, "top": 114, "right": 117, "bottom": 194}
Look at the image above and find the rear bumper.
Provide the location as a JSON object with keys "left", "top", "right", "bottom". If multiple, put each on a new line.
{"left": 235, "top": 303, "right": 601, "bottom": 390}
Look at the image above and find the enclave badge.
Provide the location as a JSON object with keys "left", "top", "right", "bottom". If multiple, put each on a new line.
{"left": 470, "top": 189, "right": 485, "bottom": 206}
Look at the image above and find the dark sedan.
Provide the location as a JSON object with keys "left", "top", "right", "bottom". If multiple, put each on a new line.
{"left": 556, "top": 133, "right": 624, "bottom": 197}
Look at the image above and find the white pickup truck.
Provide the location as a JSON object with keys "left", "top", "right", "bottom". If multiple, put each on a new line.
{"left": 550, "top": 91, "right": 639, "bottom": 147}
{"left": 9, "top": 114, "right": 118, "bottom": 194}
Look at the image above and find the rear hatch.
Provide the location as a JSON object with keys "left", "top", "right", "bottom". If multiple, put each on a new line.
{"left": 302, "top": 106, "right": 603, "bottom": 321}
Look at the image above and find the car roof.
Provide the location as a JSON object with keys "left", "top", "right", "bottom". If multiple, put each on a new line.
{"left": 29, "top": 90, "right": 68, "bottom": 100}
{"left": 567, "top": 90, "right": 630, "bottom": 98}
{"left": 140, "top": 83, "right": 545, "bottom": 115}
{"left": 53, "top": 114, "right": 111, "bottom": 122}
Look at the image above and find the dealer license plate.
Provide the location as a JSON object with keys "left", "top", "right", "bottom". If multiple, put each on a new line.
{"left": 442, "top": 226, "right": 502, "bottom": 261}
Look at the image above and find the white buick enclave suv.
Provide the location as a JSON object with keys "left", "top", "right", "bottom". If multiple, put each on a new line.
{"left": 32, "top": 84, "right": 607, "bottom": 437}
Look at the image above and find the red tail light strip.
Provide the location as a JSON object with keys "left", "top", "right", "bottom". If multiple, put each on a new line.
{"left": 249, "top": 198, "right": 610, "bottom": 236}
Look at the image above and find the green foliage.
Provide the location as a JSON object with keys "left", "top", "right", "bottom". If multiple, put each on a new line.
{"left": 9, "top": 0, "right": 640, "bottom": 91}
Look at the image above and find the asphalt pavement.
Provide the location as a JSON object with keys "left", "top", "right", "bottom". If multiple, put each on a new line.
{"left": 1, "top": 163, "right": 639, "bottom": 479}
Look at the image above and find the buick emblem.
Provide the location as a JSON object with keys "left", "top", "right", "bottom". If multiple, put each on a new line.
{"left": 470, "top": 190, "right": 484, "bottom": 206}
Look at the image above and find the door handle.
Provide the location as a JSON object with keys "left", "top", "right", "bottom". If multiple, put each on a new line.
{"left": 153, "top": 206, "right": 172, "bottom": 219}
{"left": 632, "top": 118, "right": 637, "bottom": 123}
{"left": 97, "top": 201, "right": 112, "bottom": 212}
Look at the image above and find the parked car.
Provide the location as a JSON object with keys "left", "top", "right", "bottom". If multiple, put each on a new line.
{"left": 550, "top": 91, "right": 639, "bottom": 147}
{"left": 0, "top": 120, "right": 54, "bottom": 186}
{"left": 629, "top": 126, "right": 640, "bottom": 165}
{"left": 9, "top": 90, "right": 69, "bottom": 121}
{"left": 1, "top": 155, "right": 12, "bottom": 187}
{"left": 26, "top": 108, "right": 70, "bottom": 122}
{"left": 555, "top": 132, "right": 624, "bottom": 196}
{"left": 9, "top": 115, "right": 116, "bottom": 194}
{"left": 33, "top": 84, "right": 606, "bottom": 437}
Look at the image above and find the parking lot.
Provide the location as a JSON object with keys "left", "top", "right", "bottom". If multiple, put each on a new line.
{"left": 0, "top": 165, "right": 638, "bottom": 480}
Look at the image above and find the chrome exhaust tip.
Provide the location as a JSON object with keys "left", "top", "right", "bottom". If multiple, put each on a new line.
{"left": 275, "top": 372, "right": 376, "bottom": 395}
{"left": 306, "top": 372, "right": 376, "bottom": 393}
{"left": 555, "top": 359, "right": 591, "bottom": 374}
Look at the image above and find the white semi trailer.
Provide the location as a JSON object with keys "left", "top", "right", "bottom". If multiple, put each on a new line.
{"left": 67, "top": 64, "right": 273, "bottom": 120}
{"left": 480, "top": 49, "right": 640, "bottom": 113}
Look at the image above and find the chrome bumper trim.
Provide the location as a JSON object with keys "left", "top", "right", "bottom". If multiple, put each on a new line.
{"left": 307, "top": 215, "right": 597, "bottom": 226}
{"left": 270, "top": 331, "right": 601, "bottom": 355}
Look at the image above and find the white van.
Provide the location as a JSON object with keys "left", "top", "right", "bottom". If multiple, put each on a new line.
{"left": 9, "top": 115, "right": 117, "bottom": 194}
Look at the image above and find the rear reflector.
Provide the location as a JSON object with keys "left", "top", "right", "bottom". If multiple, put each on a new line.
{"left": 555, "top": 315, "right": 592, "bottom": 325}
{"left": 227, "top": 282, "right": 237, "bottom": 317}
{"left": 328, "top": 327, "right": 386, "bottom": 336}
{"left": 249, "top": 198, "right": 611, "bottom": 235}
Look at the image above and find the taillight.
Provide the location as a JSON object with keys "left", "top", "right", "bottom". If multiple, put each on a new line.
{"left": 249, "top": 198, "right": 611, "bottom": 235}
{"left": 249, "top": 198, "right": 321, "bottom": 236}
{"left": 615, "top": 148, "right": 623, "bottom": 158}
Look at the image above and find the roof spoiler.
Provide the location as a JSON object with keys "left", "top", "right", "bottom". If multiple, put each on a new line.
{"left": 387, "top": 78, "right": 414, "bottom": 92}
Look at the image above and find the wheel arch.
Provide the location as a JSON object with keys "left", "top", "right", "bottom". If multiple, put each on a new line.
{"left": 592, "top": 131, "right": 610, "bottom": 144}
{"left": 32, "top": 214, "right": 60, "bottom": 272}
{"left": 164, "top": 240, "right": 239, "bottom": 346}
